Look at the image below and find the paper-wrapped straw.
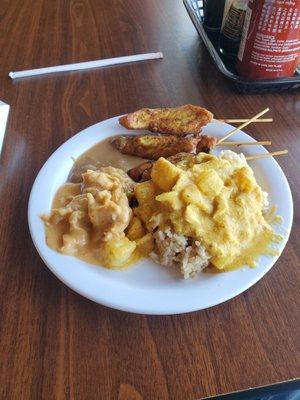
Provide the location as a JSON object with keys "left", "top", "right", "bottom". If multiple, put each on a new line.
{"left": 9, "top": 52, "right": 163, "bottom": 79}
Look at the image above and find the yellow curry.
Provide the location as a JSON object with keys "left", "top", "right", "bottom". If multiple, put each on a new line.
{"left": 134, "top": 151, "right": 279, "bottom": 270}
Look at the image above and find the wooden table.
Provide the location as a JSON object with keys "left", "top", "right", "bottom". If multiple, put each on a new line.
{"left": 0, "top": 1, "right": 299, "bottom": 399}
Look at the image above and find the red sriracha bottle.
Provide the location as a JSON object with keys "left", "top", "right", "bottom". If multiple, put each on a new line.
{"left": 237, "top": 0, "right": 300, "bottom": 79}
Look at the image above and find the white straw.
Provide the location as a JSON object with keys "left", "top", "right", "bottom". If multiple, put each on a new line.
{"left": 9, "top": 52, "right": 163, "bottom": 79}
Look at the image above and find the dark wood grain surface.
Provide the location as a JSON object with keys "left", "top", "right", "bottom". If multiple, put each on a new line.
{"left": 0, "top": 1, "right": 299, "bottom": 399}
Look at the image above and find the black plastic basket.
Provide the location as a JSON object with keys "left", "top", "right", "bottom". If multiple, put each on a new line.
{"left": 184, "top": 0, "right": 300, "bottom": 93}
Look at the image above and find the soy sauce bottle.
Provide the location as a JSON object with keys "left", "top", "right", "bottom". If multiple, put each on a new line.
{"left": 218, "top": 0, "right": 248, "bottom": 59}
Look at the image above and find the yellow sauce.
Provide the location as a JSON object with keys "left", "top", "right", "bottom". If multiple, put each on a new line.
{"left": 134, "top": 152, "right": 282, "bottom": 271}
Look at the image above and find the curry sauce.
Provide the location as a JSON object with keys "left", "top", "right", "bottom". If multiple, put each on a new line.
{"left": 134, "top": 151, "right": 281, "bottom": 271}
{"left": 42, "top": 136, "right": 282, "bottom": 275}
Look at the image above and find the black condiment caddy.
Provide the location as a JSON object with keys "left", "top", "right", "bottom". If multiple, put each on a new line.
{"left": 184, "top": 0, "right": 300, "bottom": 94}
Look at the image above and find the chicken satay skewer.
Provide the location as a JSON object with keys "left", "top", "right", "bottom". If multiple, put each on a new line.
{"left": 217, "top": 108, "right": 270, "bottom": 144}
{"left": 111, "top": 134, "right": 200, "bottom": 160}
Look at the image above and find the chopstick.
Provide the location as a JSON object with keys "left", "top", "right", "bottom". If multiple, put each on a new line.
{"left": 246, "top": 150, "right": 288, "bottom": 161}
{"left": 9, "top": 52, "right": 163, "bottom": 79}
{"left": 218, "top": 118, "right": 273, "bottom": 123}
{"left": 218, "top": 140, "right": 272, "bottom": 146}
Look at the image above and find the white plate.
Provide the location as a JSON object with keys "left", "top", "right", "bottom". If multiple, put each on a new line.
{"left": 28, "top": 116, "right": 293, "bottom": 315}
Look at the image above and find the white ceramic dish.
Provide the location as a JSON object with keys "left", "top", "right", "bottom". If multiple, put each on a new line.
{"left": 28, "top": 116, "right": 293, "bottom": 315}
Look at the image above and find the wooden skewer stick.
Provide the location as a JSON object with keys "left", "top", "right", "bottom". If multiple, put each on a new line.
{"left": 218, "top": 118, "right": 273, "bottom": 123}
{"left": 218, "top": 140, "right": 272, "bottom": 146}
{"left": 217, "top": 108, "right": 270, "bottom": 144}
{"left": 246, "top": 150, "right": 288, "bottom": 161}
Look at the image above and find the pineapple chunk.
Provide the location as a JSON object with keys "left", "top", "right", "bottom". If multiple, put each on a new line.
{"left": 151, "top": 157, "right": 181, "bottom": 191}
{"left": 135, "top": 233, "right": 154, "bottom": 256}
{"left": 134, "top": 181, "right": 156, "bottom": 204}
{"left": 126, "top": 217, "right": 145, "bottom": 240}
{"left": 155, "top": 191, "right": 182, "bottom": 211}
{"left": 105, "top": 237, "right": 136, "bottom": 268}
{"left": 181, "top": 184, "right": 213, "bottom": 214}
{"left": 195, "top": 169, "right": 224, "bottom": 198}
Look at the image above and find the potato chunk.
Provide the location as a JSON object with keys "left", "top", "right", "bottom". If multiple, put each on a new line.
{"left": 195, "top": 170, "right": 224, "bottom": 198}
{"left": 133, "top": 203, "right": 155, "bottom": 224}
{"left": 155, "top": 191, "right": 182, "bottom": 211}
{"left": 213, "top": 187, "right": 232, "bottom": 220}
{"left": 134, "top": 180, "right": 156, "bottom": 204}
{"left": 151, "top": 157, "right": 181, "bottom": 191}
{"left": 181, "top": 184, "right": 213, "bottom": 214}
{"left": 184, "top": 204, "right": 201, "bottom": 225}
{"left": 135, "top": 233, "right": 154, "bottom": 256}
{"left": 232, "top": 166, "right": 254, "bottom": 192}
{"left": 104, "top": 237, "right": 136, "bottom": 268}
{"left": 126, "top": 217, "right": 145, "bottom": 240}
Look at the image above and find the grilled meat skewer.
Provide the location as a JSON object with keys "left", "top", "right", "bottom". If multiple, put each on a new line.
{"left": 111, "top": 134, "right": 200, "bottom": 160}
{"left": 119, "top": 104, "right": 213, "bottom": 135}
{"left": 127, "top": 135, "right": 218, "bottom": 182}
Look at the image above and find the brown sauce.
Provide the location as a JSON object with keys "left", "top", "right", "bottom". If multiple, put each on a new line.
{"left": 44, "top": 183, "right": 82, "bottom": 253}
{"left": 44, "top": 136, "right": 145, "bottom": 268}
{"left": 44, "top": 154, "right": 140, "bottom": 268}
{"left": 68, "top": 136, "right": 145, "bottom": 183}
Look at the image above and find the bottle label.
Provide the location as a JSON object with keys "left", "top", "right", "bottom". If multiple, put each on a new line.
{"left": 237, "top": 0, "right": 300, "bottom": 79}
{"left": 238, "top": 7, "right": 252, "bottom": 61}
{"left": 222, "top": 6, "right": 246, "bottom": 41}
